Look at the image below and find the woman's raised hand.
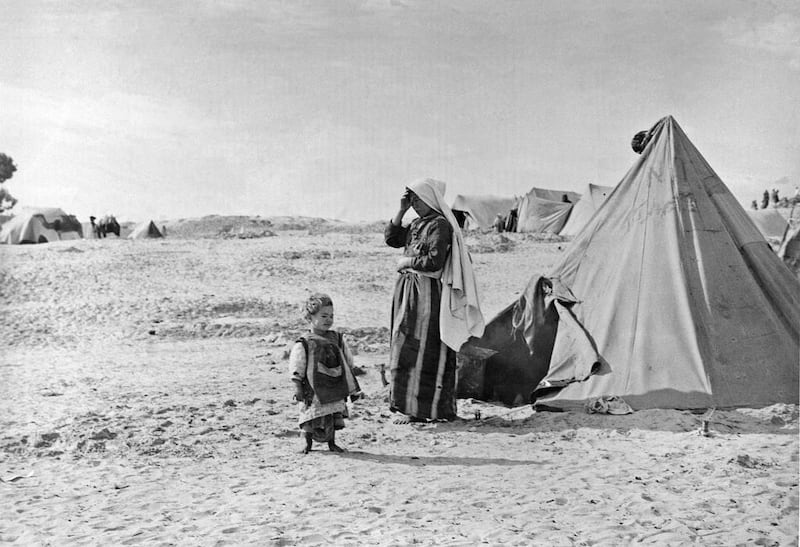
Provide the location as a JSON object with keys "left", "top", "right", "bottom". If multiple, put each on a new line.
{"left": 399, "top": 189, "right": 412, "bottom": 212}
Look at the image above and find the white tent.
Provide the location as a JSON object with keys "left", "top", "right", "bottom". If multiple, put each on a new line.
{"left": 515, "top": 187, "right": 581, "bottom": 234}
{"left": 746, "top": 208, "right": 790, "bottom": 248}
{"left": 778, "top": 222, "right": 800, "bottom": 277}
{"left": 128, "top": 220, "right": 163, "bottom": 239}
{"left": 451, "top": 194, "right": 518, "bottom": 231}
{"left": 559, "top": 183, "right": 615, "bottom": 237}
{"left": 532, "top": 116, "right": 799, "bottom": 410}
{"left": 0, "top": 207, "right": 83, "bottom": 244}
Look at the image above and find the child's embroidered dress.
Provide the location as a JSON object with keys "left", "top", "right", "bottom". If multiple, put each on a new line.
{"left": 289, "top": 330, "right": 360, "bottom": 442}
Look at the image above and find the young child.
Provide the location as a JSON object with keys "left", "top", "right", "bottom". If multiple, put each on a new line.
{"left": 290, "top": 293, "right": 361, "bottom": 454}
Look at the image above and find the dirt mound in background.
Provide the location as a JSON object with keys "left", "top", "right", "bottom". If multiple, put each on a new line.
{"left": 158, "top": 215, "right": 385, "bottom": 239}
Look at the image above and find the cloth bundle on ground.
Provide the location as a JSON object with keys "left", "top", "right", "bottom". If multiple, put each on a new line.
{"left": 585, "top": 396, "right": 633, "bottom": 415}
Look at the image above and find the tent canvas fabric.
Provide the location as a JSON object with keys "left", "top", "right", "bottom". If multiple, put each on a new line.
{"left": 559, "top": 183, "right": 615, "bottom": 237}
{"left": 747, "top": 208, "right": 789, "bottom": 248}
{"left": 128, "top": 220, "right": 163, "bottom": 239}
{"left": 451, "top": 194, "right": 518, "bottom": 231}
{"left": 461, "top": 116, "right": 800, "bottom": 410}
{"left": 515, "top": 187, "right": 581, "bottom": 234}
{"left": 0, "top": 207, "right": 83, "bottom": 244}
{"left": 536, "top": 116, "right": 800, "bottom": 410}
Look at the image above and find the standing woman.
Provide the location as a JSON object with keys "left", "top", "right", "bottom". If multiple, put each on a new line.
{"left": 385, "top": 178, "right": 485, "bottom": 423}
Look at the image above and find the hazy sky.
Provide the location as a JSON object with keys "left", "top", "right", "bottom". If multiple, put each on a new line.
{"left": 2, "top": 0, "right": 799, "bottom": 222}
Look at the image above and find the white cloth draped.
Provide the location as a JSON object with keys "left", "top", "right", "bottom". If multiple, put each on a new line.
{"left": 407, "top": 178, "right": 485, "bottom": 350}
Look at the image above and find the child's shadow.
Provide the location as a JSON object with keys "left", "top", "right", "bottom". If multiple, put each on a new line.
{"left": 337, "top": 450, "right": 545, "bottom": 467}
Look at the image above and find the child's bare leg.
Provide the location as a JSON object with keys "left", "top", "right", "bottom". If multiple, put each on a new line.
{"left": 327, "top": 431, "right": 344, "bottom": 453}
{"left": 301, "top": 432, "right": 312, "bottom": 454}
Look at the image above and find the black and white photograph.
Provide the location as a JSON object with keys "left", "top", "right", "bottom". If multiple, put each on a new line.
{"left": 1, "top": 1, "right": 798, "bottom": 545}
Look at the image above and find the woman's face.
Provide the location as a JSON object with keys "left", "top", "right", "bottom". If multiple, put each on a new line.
{"left": 409, "top": 192, "right": 433, "bottom": 217}
{"left": 310, "top": 305, "right": 334, "bottom": 334}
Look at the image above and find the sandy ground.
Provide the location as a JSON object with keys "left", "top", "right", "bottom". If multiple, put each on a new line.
{"left": 1, "top": 222, "right": 797, "bottom": 546}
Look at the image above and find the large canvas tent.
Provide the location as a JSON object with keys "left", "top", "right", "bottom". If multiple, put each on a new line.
{"left": 0, "top": 207, "right": 83, "bottom": 244}
{"left": 461, "top": 116, "right": 799, "bottom": 410}
{"left": 559, "top": 183, "right": 615, "bottom": 237}
{"left": 515, "top": 187, "right": 581, "bottom": 234}
{"left": 747, "top": 208, "right": 789, "bottom": 248}
{"left": 128, "top": 220, "right": 163, "bottom": 239}
{"left": 451, "top": 194, "right": 518, "bottom": 231}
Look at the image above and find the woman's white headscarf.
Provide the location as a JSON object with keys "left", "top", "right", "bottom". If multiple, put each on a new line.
{"left": 407, "top": 178, "right": 485, "bottom": 351}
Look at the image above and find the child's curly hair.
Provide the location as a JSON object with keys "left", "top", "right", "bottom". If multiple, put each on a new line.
{"left": 304, "top": 292, "right": 333, "bottom": 321}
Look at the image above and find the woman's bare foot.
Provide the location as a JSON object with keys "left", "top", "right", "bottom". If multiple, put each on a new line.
{"left": 328, "top": 442, "right": 344, "bottom": 453}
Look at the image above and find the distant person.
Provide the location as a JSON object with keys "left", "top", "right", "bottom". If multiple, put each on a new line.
{"left": 385, "top": 178, "right": 484, "bottom": 424}
{"left": 493, "top": 213, "right": 506, "bottom": 233}
{"left": 561, "top": 194, "right": 572, "bottom": 204}
{"left": 89, "top": 216, "right": 97, "bottom": 239}
{"left": 162, "top": 225, "right": 167, "bottom": 237}
{"left": 505, "top": 208, "right": 519, "bottom": 232}
{"left": 289, "top": 293, "right": 361, "bottom": 454}
{"left": 771, "top": 188, "right": 780, "bottom": 206}
{"left": 762, "top": 190, "right": 770, "bottom": 209}
{"left": 751, "top": 200, "right": 759, "bottom": 211}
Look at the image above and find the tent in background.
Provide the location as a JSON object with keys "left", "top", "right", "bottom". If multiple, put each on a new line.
{"left": 0, "top": 207, "right": 83, "bottom": 244}
{"left": 460, "top": 116, "right": 799, "bottom": 411}
{"left": 515, "top": 187, "right": 581, "bottom": 234}
{"left": 128, "top": 220, "right": 163, "bottom": 239}
{"left": 451, "top": 194, "right": 518, "bottom": 231}
{"left": 747, "top": 208, "right": 789, "bottom": 249}
{"left": 778, "top": 223, "right": 800, "bottom": 277}
{"left": 559, "top": 183, "right": 615, "bottom": 237}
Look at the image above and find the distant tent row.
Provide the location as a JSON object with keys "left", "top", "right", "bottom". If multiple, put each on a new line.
{"left": 0, "top": 208, "right": 163, "bottom": 244}
{"left": 451, "top": 184, "right": 615, "bottom": 236}
{"left": 459, "top": 115, "right": 799, "bottom": 411}
{"left": 451, "top": 195, "right": 519, "bottom": 231}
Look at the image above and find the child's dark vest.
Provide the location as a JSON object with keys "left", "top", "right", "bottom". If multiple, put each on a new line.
{"left": 299, "top": 332, "right": 350, "bottom": 405}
